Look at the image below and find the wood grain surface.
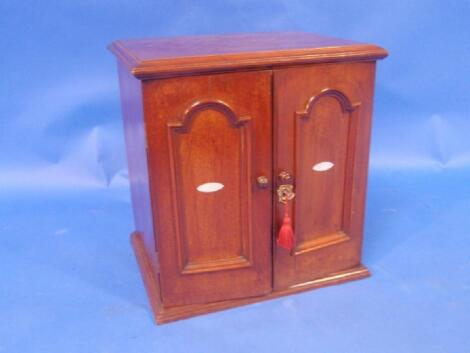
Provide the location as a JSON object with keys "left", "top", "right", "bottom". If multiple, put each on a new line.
{"left": 109, "top": 32, "right": 387, "bottom": 79}
{"left": 112, "top": 32, "right": 387, "bottom": 324}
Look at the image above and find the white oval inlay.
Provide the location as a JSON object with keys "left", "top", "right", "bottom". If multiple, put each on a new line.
{"left": 312, "top": 161, "right": 334, "bottom": 172}
{"left": 196, "top": 182, "right": 224, "bottom": 193}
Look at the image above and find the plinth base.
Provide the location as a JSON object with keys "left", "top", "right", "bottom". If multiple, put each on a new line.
{"left": 131, "top": 231, "right": 371, "bottom": 324}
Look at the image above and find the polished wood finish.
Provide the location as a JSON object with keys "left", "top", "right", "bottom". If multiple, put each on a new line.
{"left": 117, "top": 62, "right": 159, "bottom": 272}
{"left": 143, "top": 71, "right": 272, "bottom": 306}
{"left": 108, "top": 32, "right": 387, "bottom": 79}
{"left": 132, "top": 231, "right": 370, "bottom": 324}
{"left": 273, "top": 62, "right": 376, "bottom": 289}
{"left": 111, "top": 32, "right": 387, "bottom": 324}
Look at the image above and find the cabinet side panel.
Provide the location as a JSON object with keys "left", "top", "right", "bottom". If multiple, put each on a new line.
{"left": 117, "top": 62, "right": 158, "bottom": 271}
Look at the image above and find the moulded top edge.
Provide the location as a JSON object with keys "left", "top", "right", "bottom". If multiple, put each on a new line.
{"left": 108, "top": 32, "right": 388, "bottom": 79}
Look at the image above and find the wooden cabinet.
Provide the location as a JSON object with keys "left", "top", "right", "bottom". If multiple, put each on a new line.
{"left": 109, "top": 32, "right": 387, "bottom": 324}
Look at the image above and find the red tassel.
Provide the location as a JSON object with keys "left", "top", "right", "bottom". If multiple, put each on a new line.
{"left": 277, "top": 202, "right": 295, "bottom": 251}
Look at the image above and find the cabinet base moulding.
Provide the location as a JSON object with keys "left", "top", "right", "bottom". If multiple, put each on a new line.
{"left": 131, "top": 231, "right": 371, "bottom": 324}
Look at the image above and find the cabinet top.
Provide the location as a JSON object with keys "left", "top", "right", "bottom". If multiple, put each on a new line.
{"left": 109, "top": 32, "right": 387, "bottom": 80}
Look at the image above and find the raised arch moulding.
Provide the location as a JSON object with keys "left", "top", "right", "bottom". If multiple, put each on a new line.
{"left": 167, "top": 100, "right": 254, "bottom": 275}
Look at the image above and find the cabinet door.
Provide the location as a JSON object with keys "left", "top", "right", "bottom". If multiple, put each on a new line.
{"left": 143, "top": 71, "right": 272, "bottom": 306}
{"left": 273, "top": 63, "right": 376, "bottom": 289}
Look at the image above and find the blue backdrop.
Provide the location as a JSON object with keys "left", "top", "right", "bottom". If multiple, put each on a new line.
{"left": 1, "top": 1, "right": 469, "bottom": 352}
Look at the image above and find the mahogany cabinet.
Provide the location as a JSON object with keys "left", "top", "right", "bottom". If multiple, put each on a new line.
{"left": 109, "top": 32, "right": 387, "bottom": 324}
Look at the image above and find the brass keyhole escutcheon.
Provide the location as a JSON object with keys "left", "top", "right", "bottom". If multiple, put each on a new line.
{"left": 277, "top": 184, "right": 295, "bottom": 204}
{"left": 277, "top": 171, "right": 295, "bottom": 204}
